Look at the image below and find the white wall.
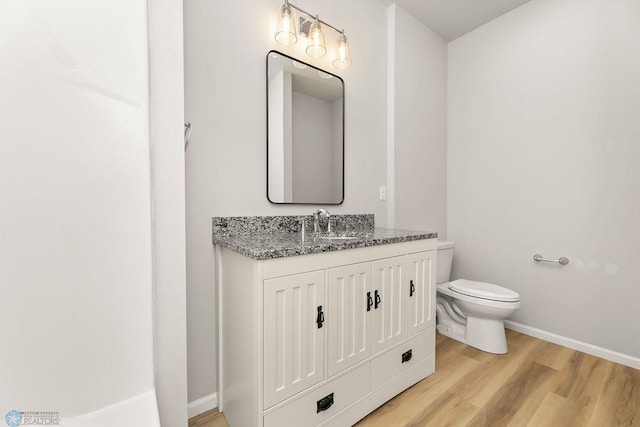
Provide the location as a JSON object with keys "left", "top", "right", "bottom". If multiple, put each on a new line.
{"left": 267, "top": 70, "right": 292, "bottom": 202}
{"left": 0, "top": 0, "right": 154, "bottom": 417}
{"left": 332, "top": 98, "right": 344, "bottom": 196}
{"left": 292, "top": 91, "right": 340, "bottom": 203}
{"left": 184, "top": 0, "right": 389, "bottom": 405}
{"left": 148, "top": 0, "right": 188, "bottom": 425}
{"left": 448, "top": 0, "right": 640, "bottom": 360}
{"left": 387, "top": 4, "right": 448, "bottom": 233}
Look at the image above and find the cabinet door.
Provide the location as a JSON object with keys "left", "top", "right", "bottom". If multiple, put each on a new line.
{"left": 264, "top": 270, "right": 325, "bottom": 409}
{"left": 406, "top": 251, "right": 435, "bottom": 335}
{"left": 371, "top": 256, "right": 407, "bottom": 354}
{"left": 327, "top": 262, "right": 373, "bottom": 377}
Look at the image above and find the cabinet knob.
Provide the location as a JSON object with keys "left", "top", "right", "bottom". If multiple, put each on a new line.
{"left": 366, "top": 292, "right": 373, "bottom": 312}
{"left": 374, "top": 290, "right": 381, "bottom": 309}
{"left": 402, "top": 349, "right": 413, "bottom": 363}
{"left": 409, "top": 280, "right": 415, "bottom": 297}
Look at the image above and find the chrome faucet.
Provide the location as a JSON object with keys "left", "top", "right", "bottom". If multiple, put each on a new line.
{"left": 313, "top": 208, "right": 331, "bottom": 233}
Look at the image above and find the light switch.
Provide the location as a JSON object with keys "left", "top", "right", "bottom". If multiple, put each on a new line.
{"left": 379, "top": 186, "right": 387, "bottom": 201}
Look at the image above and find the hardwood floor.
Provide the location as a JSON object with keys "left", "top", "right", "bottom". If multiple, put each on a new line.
{"left": 189, "top": 408, "right": 228, "bottom": 427}
{"left": 189, "top": 331, "right": 640, "bottom": 427}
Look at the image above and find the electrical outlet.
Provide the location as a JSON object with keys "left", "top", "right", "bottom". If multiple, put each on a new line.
{"left": 379, "top": 186, "right": 387, "bottom": 201}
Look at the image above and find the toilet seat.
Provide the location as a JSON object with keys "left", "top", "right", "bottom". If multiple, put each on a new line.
{"left": 449, "top": 279, "right": 520, "bottom": 302}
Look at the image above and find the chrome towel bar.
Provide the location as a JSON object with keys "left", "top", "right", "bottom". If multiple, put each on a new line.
{"left": 533, "top": 253, "right": 569, "bottom": 265}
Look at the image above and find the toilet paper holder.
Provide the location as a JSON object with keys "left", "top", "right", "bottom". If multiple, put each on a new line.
{"left": 533, "top": 253, "right": 569, "bottom": 265}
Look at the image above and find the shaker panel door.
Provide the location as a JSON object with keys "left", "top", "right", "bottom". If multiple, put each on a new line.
{"left": 327, "top": 262, "right": 373, "bottom": 377}
{"left": 406, "top": 251, "right": 435, "bottom": 335}
{"left": 372, "top": 256, "right": 407, "bottom": 354}
{"left": 264, "top": 270, "right": 326, "bottom": 408}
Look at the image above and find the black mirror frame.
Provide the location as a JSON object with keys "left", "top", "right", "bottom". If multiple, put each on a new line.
{"left": 266, "top": 50, "right": 345, "bottom": 205}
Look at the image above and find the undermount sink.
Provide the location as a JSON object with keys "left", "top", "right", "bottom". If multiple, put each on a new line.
{"left": 313, "top": 235, "right": 361, "bottom": 242}
{"left": 304, "top": 232, "right": 371, "bottom": 244}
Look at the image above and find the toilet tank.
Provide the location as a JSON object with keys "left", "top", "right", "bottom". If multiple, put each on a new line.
{"left": 436, "top": 240, "right": 455, "bottom": 284}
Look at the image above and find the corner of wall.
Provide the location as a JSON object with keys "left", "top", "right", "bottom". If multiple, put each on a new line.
{"left": 385, "top": 3, "right": 396, "bottom": 229}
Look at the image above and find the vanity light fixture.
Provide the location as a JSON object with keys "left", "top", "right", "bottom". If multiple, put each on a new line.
{"left": 306, "top": 16, "right": 326, "bottom": 58}
{"left": 274, "top": 0, "right": 352, "bottom": 69}
{"left": 333, "top": 31, "right": 351, "bottom": 70}
{"left": 275, "top": 0, "right": 297, "bottom": 45}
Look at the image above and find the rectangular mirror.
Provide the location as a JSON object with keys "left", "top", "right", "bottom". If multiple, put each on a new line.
{"left": 267, "top": 50, "right": 344, "bottom": 204}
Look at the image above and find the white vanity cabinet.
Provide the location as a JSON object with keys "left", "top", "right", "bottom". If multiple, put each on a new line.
{"left": 217, "top": 238, "right": 436, "bottom": 427}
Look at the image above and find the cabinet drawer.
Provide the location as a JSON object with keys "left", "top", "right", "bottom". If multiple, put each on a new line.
{"left": 264, "top": 363, "right": 370, "bottom": 427}
{"left": 371, "top": 327, "right": 435, "bottom": 389}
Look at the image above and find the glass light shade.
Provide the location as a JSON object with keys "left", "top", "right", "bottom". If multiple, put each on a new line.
{"left": 333, "top": 33, "right": 352, "bottom": 69}
{"left": 306, "top": 20, "right": 327, "bottom": 58}
{"left": 292, "top": 60, "right": 307, "bottom": 70}
{"left": 275, "top": 4, "right": 297, "bottom": 46}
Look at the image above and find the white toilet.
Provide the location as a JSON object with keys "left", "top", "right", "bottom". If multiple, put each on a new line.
{"left": 436, "top": 241, "right": 521, "bottom": 354}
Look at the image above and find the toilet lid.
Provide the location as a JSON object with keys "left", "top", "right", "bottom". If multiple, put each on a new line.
{"left": 449, "top": 279, "right": 520, "bottom": 302}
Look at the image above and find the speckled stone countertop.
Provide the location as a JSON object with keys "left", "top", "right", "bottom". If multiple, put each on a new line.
{"left": 212, "top": 215, "right": 437, "bottom": 260}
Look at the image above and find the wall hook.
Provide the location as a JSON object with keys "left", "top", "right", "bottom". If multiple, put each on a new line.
{"left": 184, "top": 122, "right": 192, "bottom": 151}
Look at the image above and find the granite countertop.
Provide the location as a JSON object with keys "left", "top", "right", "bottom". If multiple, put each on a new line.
{"left": 212, "top": 215, "right": 437, "bottom": 260}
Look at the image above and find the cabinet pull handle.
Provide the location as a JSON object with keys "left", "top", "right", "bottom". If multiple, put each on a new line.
{"left": 374, "top": 290, "right": 381, "bottom": 309}
{"left": 409, "top": 280, "right": 415, "bottom": 297}
{"left": 316, "top": 306, "right": 324, "bottom": 329}
{"left": 402, "top": 349, "right": 413, "bottom": 363}
{"left": 316, "top": 393, "right": 334, "bottom": 413}
{"left": 366, "top": 292, "right": 373, "bottom": 312}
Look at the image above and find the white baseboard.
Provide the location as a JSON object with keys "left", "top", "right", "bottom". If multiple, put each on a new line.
{"left": 188, "top": 392, "right": 218, "bottom": 419}
{"left": 504, "top": 320, "right": 640, "bottom": 370}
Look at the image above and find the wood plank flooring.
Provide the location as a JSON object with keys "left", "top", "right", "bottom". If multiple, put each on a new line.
{"left": 189, "top": 331, "right": 640, "bottom": 427}
{"left": 189, "top": 408, "right": 228, "bottom": 427}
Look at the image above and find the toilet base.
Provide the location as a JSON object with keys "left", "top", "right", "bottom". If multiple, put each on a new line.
{"left": 466, "top": 317, "right": 508, "bottom": 354}
{"left": 436, "top": 295, "right": 510, "bottom": 354}
{"left": 436, "top": 321, "right": 464, "bottom": 341}
{"left": 436, "top": 317, "right": 508, "bottom": 354}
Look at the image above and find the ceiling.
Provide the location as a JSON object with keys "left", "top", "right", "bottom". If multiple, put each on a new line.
{"left": 378, "top": 0, "right": 535, "bottom": 42}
